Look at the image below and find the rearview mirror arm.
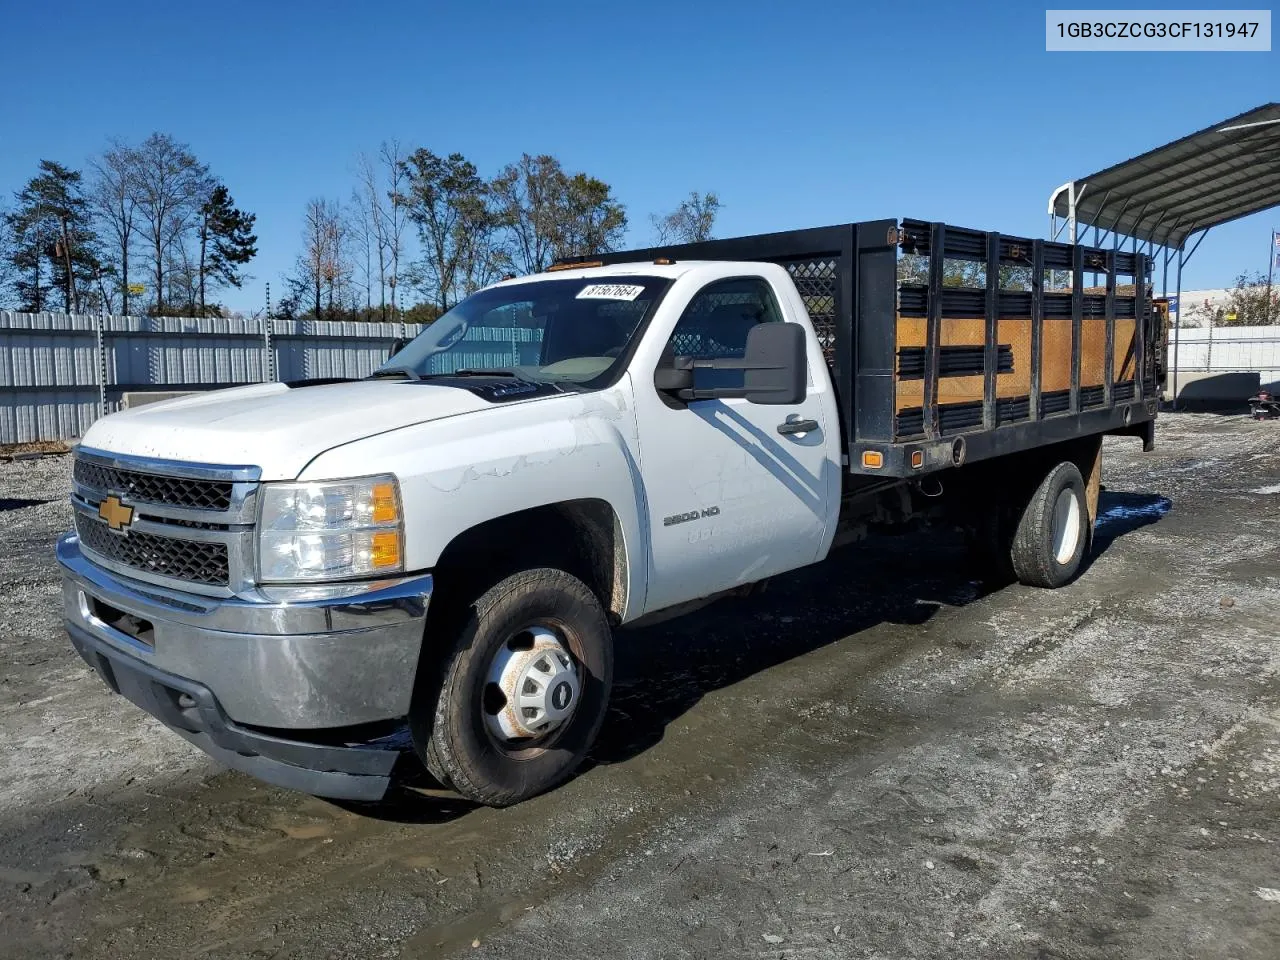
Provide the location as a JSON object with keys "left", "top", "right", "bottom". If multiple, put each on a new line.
{"left": 654, "top": 355, "right": 789, "bottom": 401}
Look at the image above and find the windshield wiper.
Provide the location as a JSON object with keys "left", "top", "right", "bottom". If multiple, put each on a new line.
{"left": 367, "top": 367, "right": 421, "bottom": 380}
{"left": 449, "top": 368, "right": 522, "bottom": 378}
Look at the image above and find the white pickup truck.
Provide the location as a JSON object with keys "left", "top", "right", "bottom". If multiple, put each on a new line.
{"left": 58, "top": 219, "right": 1162, "bottom": 805}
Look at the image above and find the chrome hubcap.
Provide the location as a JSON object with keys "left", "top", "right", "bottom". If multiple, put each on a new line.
{"left": 1051, "top": 487, "right": 1082, "bottom": 564}
{"left": 483, "top": 626, "right": 580, "bottom": 742}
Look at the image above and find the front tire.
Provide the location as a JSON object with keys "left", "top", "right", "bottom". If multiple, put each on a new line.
{"left": 412, "top": 568, "right": 613, "bottom": 807}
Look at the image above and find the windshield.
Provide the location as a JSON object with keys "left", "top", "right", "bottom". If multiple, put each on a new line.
{"left": 377, "top": 275, "right": 672, "bottom": 387}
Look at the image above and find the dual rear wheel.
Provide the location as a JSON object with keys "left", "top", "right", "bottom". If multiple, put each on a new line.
{"left": 971, "top": 458, "right": 1093, "bottom": 588}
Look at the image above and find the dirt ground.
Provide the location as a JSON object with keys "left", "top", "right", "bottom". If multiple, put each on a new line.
{"left": 1, "top": 413, "right": 1277, "bottom": 959}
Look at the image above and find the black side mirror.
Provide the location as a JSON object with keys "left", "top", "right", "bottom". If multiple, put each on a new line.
{"left": 740, "top": 323, "right": 807, "bottom": 405}
{"left": 387, "top": 337, "right": 408, "bottom": 360}
{"left": 654, "top": 323, "right": 807, "bottom": 405}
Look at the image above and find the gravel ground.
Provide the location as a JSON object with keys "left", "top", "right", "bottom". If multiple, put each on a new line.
{"left": 0, "top": 455, "right": 214, "bottom": 816}
{"left": 0, "top": 413, "right": 1277, "bottom": 959}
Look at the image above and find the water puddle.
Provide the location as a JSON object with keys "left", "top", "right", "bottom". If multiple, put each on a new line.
{"left": 1094, "top": 494, "right": 1173, "bottom": 539}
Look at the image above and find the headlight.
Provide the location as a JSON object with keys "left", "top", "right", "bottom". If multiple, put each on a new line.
{"left": 257, "top": 475, "right": 403, "bottom": 582}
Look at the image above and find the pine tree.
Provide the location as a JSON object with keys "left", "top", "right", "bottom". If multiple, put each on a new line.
{"left": 5, "top": 160, "right": 98, "bottom": 312}
{"left": 197, "top": 183, "right": 257, "bottom": 315}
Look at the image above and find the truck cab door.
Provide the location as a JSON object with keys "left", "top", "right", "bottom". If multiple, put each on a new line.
{"left": 633, "top": 273, "right": 838, "bottom": 614}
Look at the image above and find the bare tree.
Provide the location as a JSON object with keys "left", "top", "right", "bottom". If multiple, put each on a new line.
{"left": 651, "top": 191, "right": 720, "bottom": 245}
{"left": 457, "top": 192, "right": 511, "bottom": 297}
{"left": 381, "top": 140, "right": 409, "bottom": 322}
{"left": 328, "top": 205, "right": 355, "bottom": 317}
{"left": 130, "top": 133, "right": 208, "bottom": 313}
{"left": 349, "top": 142, "right": 413, "bottom": 323}
{"left": 351, "top": 180, "right": 376, "bottom": 315}
{"left": 490, "top": 154, "right": 562, "bottom": 275}
{"left": 354, "top": 152, "right": 389, "bottom": 317}
{"left": 165, "top": 232, "right": 198, "bottom": 313}
{"left": 556, "top": 172, "right": 626, "bottom": 261}
{"left": 190, "top": 174, "right": 217, "bottom": 315}
{"left": 397, "top": 149, "right": 495, "bottom": 311}
{"left": 89, "top": 142, "right": 139, "bottom": 314}
{"left": 294, "top": 198, "right": 351, "bottom": 320}
{"left": 491, "top": 154, "right": 627, "bottom": 274}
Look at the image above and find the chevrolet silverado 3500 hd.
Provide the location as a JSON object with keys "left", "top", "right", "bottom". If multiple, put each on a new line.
{"left": 58, "top": 219, "right": 1165, "bottom": 806}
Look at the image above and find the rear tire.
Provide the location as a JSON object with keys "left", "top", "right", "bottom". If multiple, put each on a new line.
{"left": 411, "top": 568, "right": 613, "bottom": 807}
{"left": 1009, "top": 461, "right": 1089, "bottom": 588}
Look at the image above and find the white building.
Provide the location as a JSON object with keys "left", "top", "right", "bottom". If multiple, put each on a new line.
{"left": 1172, "top": 288, "right": 1233, "bottom": 328}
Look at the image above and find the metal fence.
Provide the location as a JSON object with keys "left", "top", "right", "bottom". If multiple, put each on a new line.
{"left": 7, "top": 310, "right": 1280, "bottom": 444}
{"left": 1169, "top": 324, "right": 1280, "bottom": 386}
{"left": 0, "top": 311, "right": 425, "bottom": 444}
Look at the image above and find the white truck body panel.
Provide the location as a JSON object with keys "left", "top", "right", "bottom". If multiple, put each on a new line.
{"left": 300, "top": 379, "right": 651, "bottom": 622}
{"left": 82, "top": 380, "right": 495, "bottom": 480}
{"left": 75, "top": 261, "right": 844, "bottom": 623}
{"left": 623, "top": 262, "right": 842, "bottom": 611}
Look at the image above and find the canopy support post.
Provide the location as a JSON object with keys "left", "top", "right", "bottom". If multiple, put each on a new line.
{"left": 1172, "top": 246, "right": 1184, "bottom": 411}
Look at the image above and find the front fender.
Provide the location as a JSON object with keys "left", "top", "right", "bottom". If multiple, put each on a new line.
{"left": 297, "top": 382, "right": 649, "bottom": 621}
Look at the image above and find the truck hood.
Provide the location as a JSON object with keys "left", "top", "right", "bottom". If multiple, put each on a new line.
{"left": 80, "top": 380, "right": 495, "bottom": 480}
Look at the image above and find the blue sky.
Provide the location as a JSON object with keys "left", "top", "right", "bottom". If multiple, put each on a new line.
{"left": 0, "top": 0, "right": 1275, "bottom": 312}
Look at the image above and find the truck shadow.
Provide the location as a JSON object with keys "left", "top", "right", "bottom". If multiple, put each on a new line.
{"left": 334, "top": 783, "right": 478, "bottom": 824}
{"left": 587, "top": 530, "right": 975, "bottom": 769}
{"left": 589, "top": 488, "right": 1171, "bottom": 769}
{"left": 0, "top": 497, "right": 53, "bottom": 512}
{"left": 366, "top": 489, "right": 1170, "bottom": 819}
{"left": 366, "top": 533, "right": 975, "bottom": 821}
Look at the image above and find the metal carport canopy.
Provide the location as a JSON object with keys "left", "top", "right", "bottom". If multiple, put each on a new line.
{"left": 1049, "top": 102, "right": 1280, "bottom": 250}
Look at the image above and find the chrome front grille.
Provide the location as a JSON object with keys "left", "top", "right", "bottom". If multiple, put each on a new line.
{"left": 74, "top": 513, "right": 231, "bottom": 586}
{"left": 70, "top": 448, "right": 261, "bottom": 596}
{"left": 73, "top": 459, "right": 233, "bottom": 511}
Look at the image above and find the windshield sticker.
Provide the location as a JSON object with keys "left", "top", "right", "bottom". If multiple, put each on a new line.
{"left": 576, "top": 283, "right": 645, "bottom": 301}
{"left": 436, "top": 323, "right": 467, "bottom": 349}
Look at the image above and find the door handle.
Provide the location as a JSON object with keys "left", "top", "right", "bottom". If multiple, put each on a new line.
{"left": 777, "top": 418, "right": 819, "bottom": 435}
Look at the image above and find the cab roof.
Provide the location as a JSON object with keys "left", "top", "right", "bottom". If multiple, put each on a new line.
{"left": 496, "top": 260, "right": 723, "bottom": 285}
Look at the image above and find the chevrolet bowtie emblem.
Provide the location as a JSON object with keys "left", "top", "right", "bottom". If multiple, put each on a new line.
{"left": 99, "top": 495, "right": 135, "bottom": 533}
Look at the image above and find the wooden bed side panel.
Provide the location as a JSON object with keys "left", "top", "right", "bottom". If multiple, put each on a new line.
{"left": 999, "top": 318, "right": 1033, "bottom": 398}
{"left": 896, "top": 316, "right": 928, "bottom": 349}
{"left": 894, "top": 316, "right": 1034, "bottom": 411}
{"left": 1115, "top": 319, "right": 1137, "bottom": 381}
{"left": 1081, "top": 318, "right": 1107, "bottom": 387}
{"left": 1041, "top": 318, "right": 1074, "bottom": 392}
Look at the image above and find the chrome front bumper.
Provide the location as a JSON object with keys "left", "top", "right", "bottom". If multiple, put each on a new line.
{"left": 58, "top": 532, "right": 430, "bottom": 777}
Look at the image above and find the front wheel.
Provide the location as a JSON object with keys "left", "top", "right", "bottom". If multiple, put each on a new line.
{"left": 411, "top": 568, "right": 613, "bottom": 807}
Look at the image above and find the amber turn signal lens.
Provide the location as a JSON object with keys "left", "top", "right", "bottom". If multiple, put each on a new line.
{"left": 371, "top": 483, "right": 399, "bottom": 524}
{"left": 370, "top": 531, "right": 401, "bottom": 569}
{"left": 861, "top": 451, "right": 884, "bottom": 469}
{"left": 910, "top": 450, "right": 924, "bottom": 469}
{"left": 547, "top": 260, "right": 602, "bottom": 271}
